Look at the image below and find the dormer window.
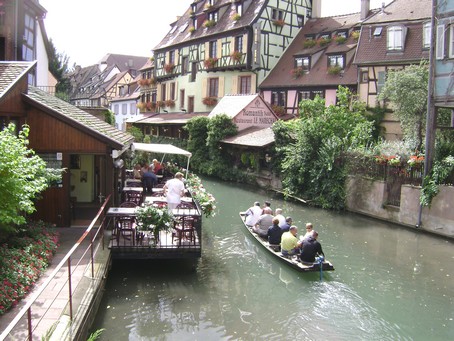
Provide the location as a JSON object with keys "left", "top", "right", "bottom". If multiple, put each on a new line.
{"left": 337, "top": 30, "right": 347, "bottom": 38}
{"left": 191, "top": 3, "right": 197, "bottom": 13}
{"left": 320, "top": 33, "right": 330, "bottom": 40}
{"left": 387, "top": 25, "right": 406, "bottom": 51}
{"left": 295, "top": 56, "right": 310, "bottom": 71}
{"left": 328, "top": 54, "right": 344, "bottom": 68}
{"left": 209, "top": 0, "right": 215, "bottom": 5}
{"left": 423, "top": 22, "right": 431, "bottom": 49}
{"left": 236, "top": 3, "right": 243, "bottom": 16}
{"left": 169, "top": 50, "right": 175, "bottom": 65}
{"left": 272, "top": 9, "right": 284, "bottom": 21}
{"left": 193, "top": 17, "right": 198, "bottom": 29}
{"left": 373, "top": 27, "right": 383, "bottom": 36}
{"left": 208, "top": 10, "right": 218, "bottom": 22}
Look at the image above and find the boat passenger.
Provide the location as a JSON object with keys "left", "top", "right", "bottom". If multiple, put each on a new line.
{"left": 163, "top": 172, "right": 185, "bottom": 211}
{"left": 299, "top": 231, "right": 324, "bottom": 263}
{"left": 280, "top": 225, "right": 302, "bottom": 257}
{"left": 261, "top": 200, "right": 271, "bottom": 214}
{"left": 274, "top": 208, "right": 286, "bottom": 227}
{"left": 302, "top": 222, "right": 315, "bottom": 241}
{"left": 244, "top": 201, "right": 262, "bottom": 227}
{"left": 253, "top": 207, "right": 273, "bottom": 238}
{"left": 280, "top": 217, "right": 292, "bottom": 232}
{"left": 267, "top": 217, "right": 283, "bottom": 246}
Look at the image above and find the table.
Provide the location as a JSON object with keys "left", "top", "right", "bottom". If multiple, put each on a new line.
{"left": 106, "top": 207, "right": 137, "bottom": 217}
{"left": 122, "top": 186, "right": 143, "bottom": 192}
{"left": 172, "top": 208, "right": 199, "bottom": 216}
{"left": 125, "top": 179, "right": 142, "bottom": 186}
{"left": 152, "top": 188, "right": 164, "bottom": 193}
{"left": 144, "top": 196, "right": 193, "bottom": 204}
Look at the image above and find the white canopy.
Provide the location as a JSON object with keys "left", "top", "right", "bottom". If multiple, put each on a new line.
{"left": 132, "top": 143, "right": 192, "bottom": 177}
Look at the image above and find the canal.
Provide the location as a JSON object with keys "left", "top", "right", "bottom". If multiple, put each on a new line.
{"left": 91, "top": 177, "right": 454, "bottom": 340}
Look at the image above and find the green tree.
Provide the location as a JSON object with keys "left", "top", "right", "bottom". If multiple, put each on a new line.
{"left": 48, "top": 38, "right": 71, "bottom": 96}
{"left": 0, "top": 124, "right": 62, "bottom": 235}
{"left": 184, "top": 116, "right": 210, "bottom": 171}
{"left": 378, "top": 62, "right": 428, "bottom": 150}
{"left": 273, "top": 86, "right": 374, "bottom": 209}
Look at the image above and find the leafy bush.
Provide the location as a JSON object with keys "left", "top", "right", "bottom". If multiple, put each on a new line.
{"left": 0, "top": 222, "right": 59, "bottom": 315}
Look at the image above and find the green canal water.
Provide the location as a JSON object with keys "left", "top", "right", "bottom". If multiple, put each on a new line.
{"left": 91, "top": 178, "right": 454, "bottom": 340}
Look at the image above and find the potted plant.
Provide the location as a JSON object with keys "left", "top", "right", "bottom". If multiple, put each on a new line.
{"left": 136, "top": 102, "right": 146, "bottom": 111}
{"left": 231, "top": 13, "right": 241, "bottom": 21}
{"left": 189, "top": 26, "right": 196, "bottom": 34}
{"left": 230, "top": 51, "right": 242, "bottom": 63}
{"left": 202, "top": 96, "right": 218, "bottom": 106}
{"left": 291, "top": 67, "right": 304, "bottom": 79}
{"left": 165, "top": 99, "right": 176, "bottom": 108}
{"left": 204, "top": 57, "right": 218, "bottom": 69}
{"left": 203, "top": 19, "right": 216, "bottom": 28}
{"left": 164, "top": 63, "right": 175, "bottom": 74}
{"left": 303, "top": 39, "right": 316, "bottom": 48}
{"left": 351, "top": 30, "right": 360, "bottom": 41}
{"left": 318, "top": 37, "right": 331, "bottom": 47}
{"left": 136, "top": 205, "right": 174, "bottom": 245}
{"left": 334, "top": 35, "right": 347, "bottom": 44}
{"left": 272, "top": 19, "right": 285, "bottom": 27}
{"left": 327, "top": 65, "right": 342, "bottom": 75}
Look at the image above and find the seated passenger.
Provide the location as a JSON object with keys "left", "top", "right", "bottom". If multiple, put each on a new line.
{"left": 253, "top": 207, "right": 273, "bottom": 238}
{"left": 267, "top": 217, "right": 283, "bottom": 246}
{"left": 244, "top": 201, "right": 262, "bottom": 227}
{"left": 152, "top": 159, "right": 163, "bottom": 175}
{"left": 274, "top": 208, "right": 286, "bottom": 227}
{"left": 261, "top": 200, "right": 271, "bottom": 214}
{"left": 302, "top": 222, "right": 314, "bottom": 241}
{"left": 133, "top": 163, "right": 142, "bottom": 179}
{"left": 299, "top": 231, "right": 325, "bottom": 263}
{"left": 280, "top": 216, "right": 292, "bottom": 233}
{"left": 280, "top": 225, "right": 302, "bottom": 256}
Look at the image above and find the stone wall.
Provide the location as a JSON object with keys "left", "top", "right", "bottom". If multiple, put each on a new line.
{"left": 346, "top": 176, "right": 454, "bottom": 238}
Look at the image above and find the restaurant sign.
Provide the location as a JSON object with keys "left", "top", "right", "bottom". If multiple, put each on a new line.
{"left": 233, "top": 98, "right": 277, "bottom": 131}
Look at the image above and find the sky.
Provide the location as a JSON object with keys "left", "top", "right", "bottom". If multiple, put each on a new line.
{"left": 40, "top": 0, "right": 393, "bottom": 67}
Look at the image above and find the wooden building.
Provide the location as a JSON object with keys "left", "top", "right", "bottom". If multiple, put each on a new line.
{"left": 0, "top": 61, "right": 134, "bottom": 227}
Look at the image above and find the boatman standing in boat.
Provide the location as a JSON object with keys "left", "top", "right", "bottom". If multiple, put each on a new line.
{"left": 163, "top": 172, "right": 185, "bottom": 211}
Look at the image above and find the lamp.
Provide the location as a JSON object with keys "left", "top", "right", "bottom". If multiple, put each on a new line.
{"left": 113, "top": 159, "right": 124, "bottom": 169}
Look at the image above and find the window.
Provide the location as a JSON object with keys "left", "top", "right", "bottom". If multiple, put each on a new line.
{"left": 236, "top": 3, "right": 243, "bottom": 16}
{"left": 192, "top": 17, "right": 198, "bottom": 29}
{"left": 113, "top": 104, "right": 119, "bottom": 115}
{"left": 191, "top": 3, "right": 197, "bottom": 13}
{"left": 130, "top": 103, "right": 136, "bottom": 114}
{"left": 180, "top": 89, "right": 185, "bottom": 108}
{"left": 298, "top": 91, "right": 311, "bottom": 103}
{"left": 161, "top": 84, "right": 166, "bottom": 101}
{"left": 320, "top": 33, "right": 330, "bottom": 40}
{"left": 436, "top": 24, "right": 445, "bottom": 60}
{"left": 271, "top": 91, "right": 286, "bottom": 107}
{"left": 361, "top": 71, "right": 368, "bottom": 83}
{"left": 208, "top": 78, "right": 219, "bottom": 98}
{"left": 182, "top": 56, "right": 189, "bottom": 74}
{"left": 272, "top": 9, "right": 283, "bottom": 21}
{"left": 208, "top": 0, "right": 215, "bottom": 5}
{"left": 170, "top": 82, "right": 176, "bottom": 100}
{"left": 208, "top": 11, "right": 218, "bottom": 22}
{"left": 295, "top": 57, "right": 310, "bottom": 71}
{"left": 22, "top": 13, "right": 35, "bottom": 61}
{"left": 297, "top": 15, "right": 304, "bottom": 28}
{"left": 190, "top": 62, "right": 198, "bottom": 82}
{"left": 328, "top": 54, "right": 344, "bottom": 68}
{"left": 122, "top": 104, "right": 127, "bottom": 115}
{"left": 169, "top": 50, "right": 175, "bottom": 65}
{"left": 311, "top": 90, "right": 324, "bottom": 99}
{"left": 209, "top": 41, "right": 217, "bottom": 58}
{"left": 387, "top": 26, "right": 404, "bottom": 50}
{"left": 377, "top": 71, "right": 386, "bottom": 95}
{"left": 151, "top": 90, "right": 157, "bottom": 103}
{"left": 450, "top": 25, "right": 454, "bottom": 58}
{"left": 423, "top": 22, "right": 431, "bottom": 49}
{"left": 239, "top": 76, "right": 251, "bottom": 94}
{"left": 235, "top": 36, "right": 243, "bottom": 53}
{"left": 373, "top": 27, "right": 383, "bottom": 36}
{"left": 337, "top": 31, "right": 347, "bottom": 38}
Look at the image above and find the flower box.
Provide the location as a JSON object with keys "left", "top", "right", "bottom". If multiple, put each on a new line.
{"left": 165, "top": 99, "right": 175, "bottom": 108}
{"left": 164, "top": 63, "right": 175, "bottom": 74}
{"left": 202, "top": 96, "right": 218, "bottom": 106}
{"left": 318, "top": 37, "right": 331, "bottom": 47}
{"left": 231, "top": 13, "right": 241, "bottom": 21}
{"left": 303, "top": 39, "right": 316, "bottom": 48}
{"left": 351, "top": 30, "right": 360, "bottom": 41}
{"left": 271, "top": 105, "right": 286, "bottom": 116}
{"left": 137, "top": 102, "right": 147, "bottom": 111}
{"left": 189, "top": 26, "right": 196, "bottom": 34}
{"left": 272, "top": 19, "right": 285, "bottom": 27}
{"left": 334, "top": 35, "right": 347, "bottom": 44}
{"left": 291, "top": 67, "right": 304, "bottom": 79}
{"left": 230, "top": 51, "right": 242, "bottom": 63}
{"left": 203, "top": 19, "right": 216, "bottom": 28}
{"left": 204, "top": 57, "right": 218, "bottom": 69}
{"left": 327, "top": 65, "right": 342, "bottom": 75}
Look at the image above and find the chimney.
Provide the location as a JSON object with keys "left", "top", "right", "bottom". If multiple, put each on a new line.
{"left": 311, "top": 0, "right": 321, "bottom": 18}
{"left": 360, "top": 0, "right": 370, "bottom": 20}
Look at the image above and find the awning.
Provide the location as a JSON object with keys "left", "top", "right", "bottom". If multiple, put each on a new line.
{"left": 132, "top": 143, "right": 192, "bottom": 177}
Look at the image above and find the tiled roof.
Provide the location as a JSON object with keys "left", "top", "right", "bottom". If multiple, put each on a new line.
{"left": 354, "top": 0, "right": 431, "bottom": 65}
{"left": 99, "top": 54, "right": 150, "bottom": 72}
{"left": 222, "top": 126, "right": 274, "bottom": 147}
{"left": 260, "top": 13, "right": 361, "bottom": 89}
{"left": 0, "top": 61, "right": 35, "bottom": 100}
{"left": 154, "top": 0, "right": 266, "bottom": 50}
{"left": 135, "top": 112, "right": 209, "bottom": 125}
{"left": 363, "top": 0, "right": 431, "bottom": 24}
{"left": 23, "top": 86, "right": 134, "bottom": 148}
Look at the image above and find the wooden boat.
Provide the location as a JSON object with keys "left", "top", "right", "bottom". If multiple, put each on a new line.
{"left": 239, "top": 213, "right": 334, "bottom": 273}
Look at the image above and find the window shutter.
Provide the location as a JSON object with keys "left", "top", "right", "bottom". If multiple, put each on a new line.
{"left": 250, "top": 73, "right": 257, "bottom": 94}
{"left": 230, "top": 39, "right": 235, "bottom": 53}
{"left": 156, "top": 84, "right": 161, "bottom": 101}
{"left": 217, "top": 39, "right": 222, "bottom": 58}
{"left": 243, "top": 33, "right": 248, "bottom": 52}
{"left": 202, "top": 78, "right": 207, "bottom": 97}
{"left": 204, "top": 42, "right": 210, "bottom": 59}
{"left": 231, "top": 77, "right": 238, "bottom": 94}
{"left": 175, "top": 50, "right": 180, "bottom": 65}
{"left": 218, "top": 77, "right": 225, "bottom": 97}
{"left": 165, "top": 51, "right": 170, "bottom": 64}
{"left": 436, "top": 24, "right": 445, "bottom": 60}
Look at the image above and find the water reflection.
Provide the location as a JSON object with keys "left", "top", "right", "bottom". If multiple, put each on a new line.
{"left": 92, "top": 178, "right": 454, "bottom": 340}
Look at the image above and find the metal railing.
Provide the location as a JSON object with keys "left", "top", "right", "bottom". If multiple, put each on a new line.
{"left": 0, "top": 195, "right": 112, "bottom": 341}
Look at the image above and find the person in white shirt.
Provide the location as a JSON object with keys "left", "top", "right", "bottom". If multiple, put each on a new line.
{"left": 302, "top": 222, "right": 315, "bottom": 241}
{"left": 163, "top": 172, "right": 185, "bottom": 211}
{"left": 274, "top": 208, "right": 286, "bottom": 227}
{"left": 244, "top": 201, "right": 262, "bottom": 227}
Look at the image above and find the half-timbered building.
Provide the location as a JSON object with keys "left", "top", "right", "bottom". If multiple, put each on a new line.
{"left": 151, "top": 0, "right": 318, "bottom": 115}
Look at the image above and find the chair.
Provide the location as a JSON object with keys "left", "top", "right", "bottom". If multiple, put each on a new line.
{"left": 116, "top": 215, "right": 136, "bottom": 246}
{"left": 176, "top": 202, "right": 196, "bottom": 209}
{"left": 125, "top": 191, "right": 143, "bottom": 205}
{"left": 173, "top": 216, "right": 196, "bottom": 247}
{"left": 120, "top": 201, "right": 138, "bottom": 208}
{"left": 151, "top": 201, "right": 167, "bottom": 209}
{"left": 128, "top": 181, "right": 143, "bottom": 188}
